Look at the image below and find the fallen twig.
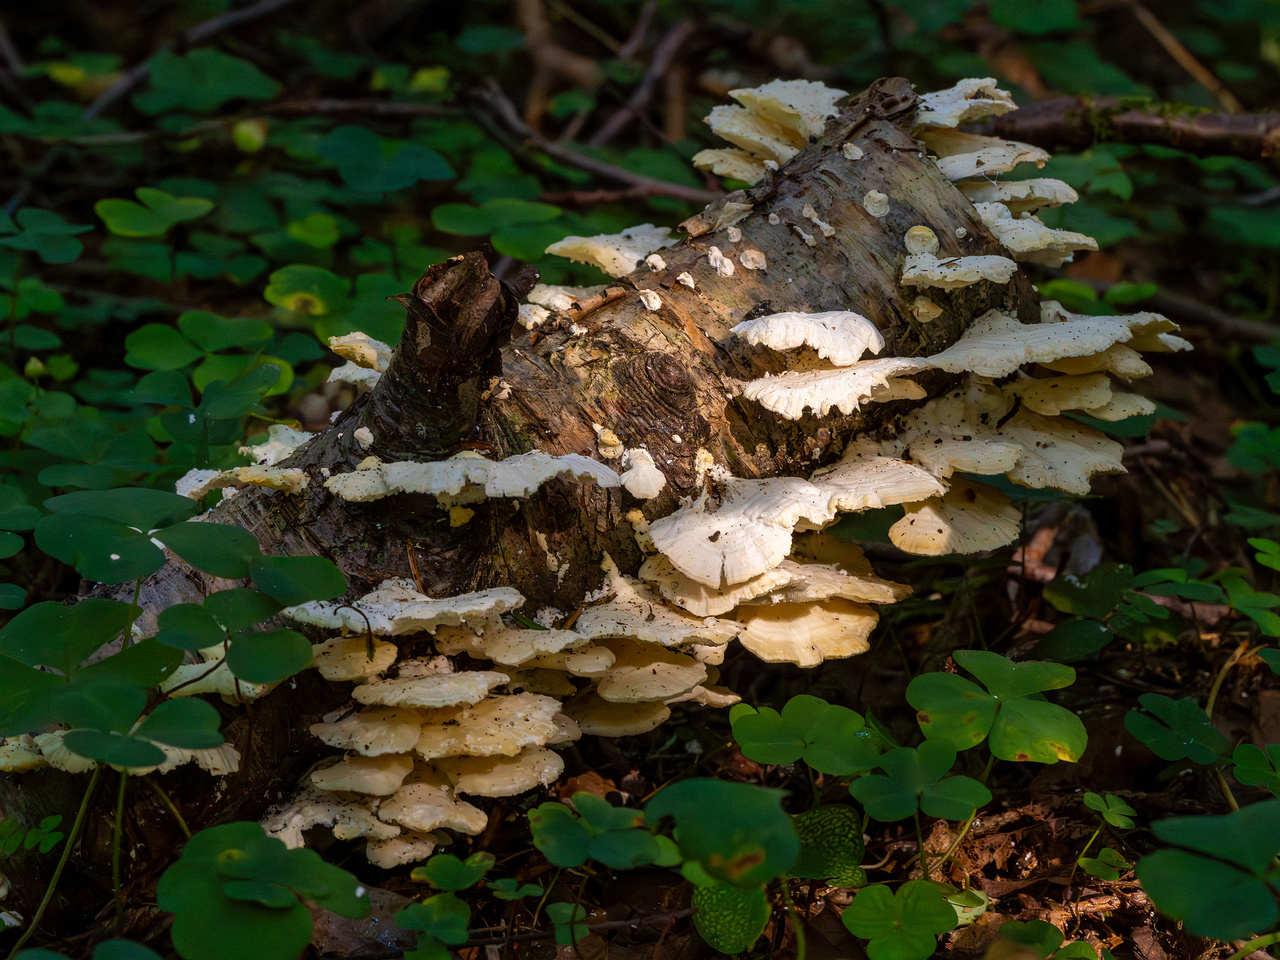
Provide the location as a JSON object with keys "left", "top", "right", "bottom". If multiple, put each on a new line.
{"left": 468, "top": 80, "right": 719, "bottom": 204}
{"left": 589, "top": 18, "right": 696, "bottom": 146}
{"left": 1124, "top": 0, "right": 1243, "bottom": 113}
{"left": 984, "top": 97, "right": 1280, "bottom": 164}
{"left": 262, "top": 98, "right": 461, "bottom": 118}
{"left": 83, "top": 0, "right": 301, "bottom": 120}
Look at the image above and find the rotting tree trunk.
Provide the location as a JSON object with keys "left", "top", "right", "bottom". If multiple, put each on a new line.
{"left": 2, "top": 76, "right": 1041, "bottom": 936}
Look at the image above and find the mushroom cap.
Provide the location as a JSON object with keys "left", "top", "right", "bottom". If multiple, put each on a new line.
{"left": 639, "top": 552, "right": 798, "bottom": 617}
{"left": 574, "top": 554, "right": 741, "bottom": 644}
{"left": 926, "top": 310, "right": 1140, "bottom": 378}
{"left": 889, "top": 478, "right": 1021, "bottom": 556}
{"left": 1007, "top": 373, "right": 1113, "bottom": 416}
{"left": 503, "top": 668, "right": 579, "bottom": 698}
{"left": 434, "top": 622, "right": 587, "bottom": 666}
{"left": 666, "top": 684, "right": 742, "bottom": 708}
{"left": 240, "top": 424, "right": 315, "bottom": 466}
{"left": 742, "top": 357, "right": 932, "bottom": 420}
{"left": 730, "top": 78, "right": 847, "bottom": 141}
{"left": 230, "top": 465, "right": 309, "bottom": 495}
{"left": 310, "top": 635, "right": 399, "bottom": 682}
{"left": 310, "top": 707, "right": 426, "bottom": 757}
{"left": 526, "top": 283, "right": 607, "bottom": 313}
{"left": 918, "top": 129, "right": 1049, "bottom": 181}
{"left": 566, "top": 696, "right": 671, "bottom": 737}
{"left": 735, "top": 598, "right": 879, "bottom": 668}
{"left": 159, "top": 658, "right": 277, "bottom": 701}
{"left": 328, "top": 362, "right": 382, "bottom": 389}
{"left": 377, "top": 780, "right": 488, "bottom": 835}
{"left": 915, "top": 77, "right": 1016, "bottom": 128}
{"left": 809, "top": 446, "right": 948, "bottom": 512}
{"left": 908, "top": 438, "right": 1024, "bottom": 478}
{"left": 544, "top": 224, "right": 677, "bottom": 278}
{"left": 353, "top": 669, "right": 509, "bottom": 708}
{"left": 692, "top": 147, "right": 768, "bottom": 185}
{"left": 706, "top": 105, "right": 803, "bottom": 164}
{"left": 957, "top": 178, "right": 1078, "bottom": 216}
{"left": 746, "top": 558, "right": 912, "bottom": 607}
{"left": 648, "top": 478, "right": 837, "bottom": 587}
{"left": 262, "top": 786, "right": 399, "bottom": 849}
{"left": 33, "top": 731, "right": 95, "bottom": 773}
{"left": 731, "top": 311, "right": 886, "bottom": 367}
{"left": 328, "top": 332, "right": 393, "bottom": 372}
{"left": 595, "top": 639, "right": 708, "bottom": 703}
{"left": 619, "top": 448, "right": 667, "bottom": 499}
{"left": 995, "top": 407, "right": 1126, "bottom": 495}
{"left": 1041, "top": 343, "right": 1152, "bottom": 380}
{"left": 286, "top": 579, "right": 525, "bottom": 636}
{"left": 435, "top": 747, "right": 565, "bottom": 798}
{"left": 325, "top": 451, "right": 621, "bottom": 504}
{"left": 0, "top": 736, "right": 46, "bottom": 772}
{"left": 365, "top": 830, "right": 438, "bottom": 869}
{"left": 901, "top": 252, "right": 1018, "bottom": 291}
{"left": 310, "top": 753, "right": 415, "bottom": 796}
{"left": 525, "top": 644, "right": 616, "bottom": 677}
{"left": 413, "top": 693, "right": 565, "bottom": 759}
{"left": 973, "top": 203, "right": 1097, "bottom": 268}
{"left": 1085, "top": 391, "right": 1156, "bottom": 421}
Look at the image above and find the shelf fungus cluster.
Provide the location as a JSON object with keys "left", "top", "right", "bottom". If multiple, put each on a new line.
{"left": 261, "top": 564, "right": 740, "bottom": 867}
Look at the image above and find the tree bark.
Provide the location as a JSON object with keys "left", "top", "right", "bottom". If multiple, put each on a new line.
{"left": 2, "top": 76, "right": 1042, "bottom": 937}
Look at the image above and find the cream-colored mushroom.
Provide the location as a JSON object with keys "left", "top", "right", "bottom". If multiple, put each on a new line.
{"left": 917, "top": 128, "right": 1049, "bottom": 181}
{"left": 34, "top": 732, "right": 97, "bottom": 773}
{"left": 377, "top": 777, "right": 488, "bottom": 835}
{"left": 889, "top": 478, "right": 1022, "bottom": 556}
{"left": 525, "top": 645, "right": 616, "bottom": 677}
{"left": 310, "top": 754, "right": 415, "bottom": 796}
{"left": 545, "top": 224, "right": 677, "bottom": 278}
{"left": 310, "top": 635, "right": 398, "bottom": 682}
{"left": 329, "top": 332, "right": 393, "bottom": 372}
{"left": 731, "top": 311, "right": 885, "bottom": 367}
{"left": 595, "top": 639, "right": 708, "bottom": 703}
{"left": 639, "top": 553, "right": 798, "bottom": 617}
{"left": 434, "top": 747, "right": 565, "bottom": 798}
{"left": 262, "top": 787, "right": 400, "bottom": 850}
{"left": 808, "top": 441, "right": 948, "bottom": 511}
{"left": 286, "top": 578, "right": 525, "bottom": 636}
{"left": 619, "top": 448, "right": 666, "bottom": 499}
{"left": 240, "top": 424, "right": 315, "bottom": 466}
{"left": 526, "top": 283, "right": 607, "bottom": 313}
{"left": 915, "top": 77, "right": 1016, "bottom": 129}
{"left": 742, "top": 356, "right": 932, "bottom": 420}
{"left": 353, "top": 668, "right": 509, "bottom": 709}
{"left": 574, "top": 553, "right": 741, "bottom": 644}
{"left": 1084, "top": 391, "right": 1157, "bottom": 421}
{"left": 413, "top": 694, "right": 564, "bottom": 759}
{"left": 648, "top": 478, "right": 837, "bottom": 587}
{"left": 1006, "top": 373, "right": 1113, "bottom": 416}
{"left": 957, "top": 178, "right": 1079, "bottom": 216}
{"left": 310, "top": 707, "right": 426, "bottom": 757}
{"left": 567, "top": 695, "right": 671, "bottom": 737}
{"left": 908, "top": 438, "right": 1024, "bottom": 478}
{"left": 972, "top": 202, "right": 1097, "bottom": 268}
{"left": 901, "top": 252, "right": 1018, "bottom": 290}
{"left": 735, "top": 598, "right": 879, "bottom": 668}
{"left": 730, "top": 78, "right": 847, "bottom": 141}
{"left": 434, "top": 622, "right": 586, "bottom": 666}
{"left": 706, "top": 105, "right": 803, "bottom": 164}
{"left": 692, "top": 148, "right": 768, "bottom": 185}
{"left": 328, "top": 362, "right": 382, "bottom": 389}
{"left": 366, "top": 831, "right": 438, "bottom": 869}
{"left": 0, "top": 736, "right": 47, "bottom": 772}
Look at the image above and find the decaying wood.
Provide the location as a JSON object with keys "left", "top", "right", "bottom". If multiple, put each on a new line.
{"left": 984, "top": 96, "right": 1280, "bottom": 163}
{"left": 2, "top": 76, "right": 1044, "bottom": 934}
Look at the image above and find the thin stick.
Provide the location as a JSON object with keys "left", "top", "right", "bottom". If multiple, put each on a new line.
{"left": 1126, "top": 0, "right": 1243, "bottom": 113}
{"left": 6, "top": 766, "right": 104, "bottom": 958}
{"left": 84, "top": 0, "right": 301, "bottom": 120}
{"left": 1206, "top": 640, "right": 1249, "bottom": 719}
{"left": 589, "top": 19, "right": 696, "bottom": 146}
{"left": 145, "top": 777, "right": 192, "bottom": 839}
{"left": 263, "top": 99, "right": 460, "bottom": 119}
{"left": 469, "top": 80, "right": 718, "bottom": 204}
{"left": 1226, "top": 931, "right": 1280, "bottom": 960}
{"left": 778, "top": 878, "right": 806, "bottom": 960}
{"left": 112, "top": 771, "right": 128, "bottom": 911}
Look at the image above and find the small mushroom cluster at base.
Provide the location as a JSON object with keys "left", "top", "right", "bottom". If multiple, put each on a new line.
{"left": 265, "top": 568, "right": 743, "bottom": 868}
{"left": 0, "top": 729, "right": 241, "bottom": 778}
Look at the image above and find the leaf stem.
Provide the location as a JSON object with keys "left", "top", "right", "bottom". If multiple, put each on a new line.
{"left": 778, "top": 876, "right": 806, "bottom": 960}
{"left": 145, "top": 776, "right": 191, "bottom": 839}
{"left": 6, "top": 765, "right": 103, "bottom": 958}
{"left": 1226, "top": 931, "right": 1280, "bottom": 960}
{"left": 1206, "top": 640, "right": 1250, "bottom": 720}
{"left": 1065, "top": 823, "right": 1103, "bottom": 888}
{"left": 914, "top": 811, "right": 930, "bottom": 880}
{"left": 112, "top": 771, "right": 128, "bottom": 908}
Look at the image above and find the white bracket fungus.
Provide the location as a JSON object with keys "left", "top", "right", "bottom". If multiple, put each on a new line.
{"left": 736, "top": 598, "right": 879, "bottom": 668}
{"left": 731, "top": 310, "right": 885, "bottom": 367}
{"left": 526, "top": 283, "right": 607, "bottom": 313}
{"left": 287, "top": 579, "right": 525, "bottom": 636}
{"left": 739, "top": 249, "right": 767, "bottom": 271}
{"left": 692, "top": 148, "right": 768, "bottom": 185}
{"left": 353, "top": 667, "right": 510, "bottom": 709}
{"left": 918, "top": 128, "right": 1049, "bottom": 181}
{"left": 595, "top": 639, "right": 708, "bottom": 703}
{"left": 544, "top": 224, "right": 677, "bottom": 278}
{"left": 310, "top": 635, "right": 398, "bottom": 682}
{"left": 862, "top": 191, "right": 890, "bottom": 218}
{"left": 741, "top": 356, "right": 931, "bottom": 419}
{"left": 619, "top": 448, "right": 666, "bottom": 499}
{"left": 729, "top": 79, "right": 847, "bottom": 142}
{"left": 841, "top": 143, "right": 864, "bottom": 160}
{"left": 324, "top": 450, "right": 621, "bottom": 504}
{"left": 808, "top": 446, "right": 948, "bottom": 511}
{"left": 707, "top": 105, "right": 803, "bottom": 165}
{"left": 638, "top": 289, "right": 662, "bottom": 312}
{"left": 310, "top": 754, "right": 414, "bottom": 796}
{"left": 435, "top": 747, "right": 565, "bottom": 797}
{"left": 378, "top": 775, "right": 488, "bottom": 834}
{"left": 328, "top": 362, "right": 382, "bottom": 390}
{"left": 958, "top": 178, "right": 1079, "bottom": 216}
{"left": 900, "top": 252, "right": 1018, "bottom": 290}
{"left": 241, "top": 424, "right": 315, "bottom": 466}
{"left": 889, "top": 477, "right": 1021, "bottom": 555}
{"left": 904, "top": 226, "right": 940, "bottom": 255}
{"left": 413, "top": 694, "right": 566, "bottom": 759}
{"left": 914, "top": 77, "right": 1016, "bottom": 129}
{"left": 263, "top": 787, "right": 400, "bottom": 850}
{"left": 707, "top": 246, "right": 735, "bottom": 277}
{"left": 973, "top": 202, "right": 1098, "bottom": 268}
{"left": 328, "top": 332, "right": 393, "bottom": 373}
{"left": 310, "top": 707, "right": 426, "bottom": 757}
{"left": 567, "top": 696, "right": 671, "bottom": 737}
